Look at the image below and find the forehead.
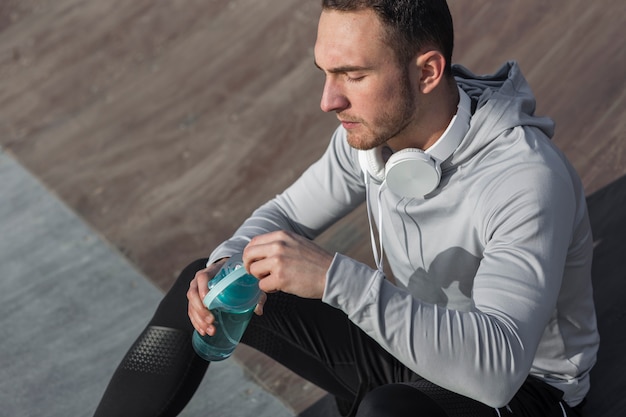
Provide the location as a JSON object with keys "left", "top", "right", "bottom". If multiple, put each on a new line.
{"left": 314, "top": 9, "right": 392, "bottom": 69}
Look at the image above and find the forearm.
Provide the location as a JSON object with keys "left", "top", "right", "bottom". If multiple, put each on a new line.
{"left": 208, "top": 199, "right": 300, "bottom": 264}
{"left": 209, "top": 127, "right": 365, "bottom": 265}
{"left": 323, "top": 254, "right": 535, "bottom": 408}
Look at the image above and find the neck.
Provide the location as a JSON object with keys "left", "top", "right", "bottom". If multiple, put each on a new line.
{"left": 387, "top": 79, "right": 459, "bottom": 152}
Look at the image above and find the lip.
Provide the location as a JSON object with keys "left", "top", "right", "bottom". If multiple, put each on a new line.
{"left": 340, "top": 120, "right": 360, "bottom": 129}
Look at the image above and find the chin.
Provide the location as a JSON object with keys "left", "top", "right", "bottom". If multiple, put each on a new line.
{"left": 346, "top": 132, "right": 384, "bottom": 151}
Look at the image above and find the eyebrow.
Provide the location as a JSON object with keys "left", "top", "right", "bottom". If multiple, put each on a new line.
{"left": 314, "top": 61, "right": 372, "bottom": 74}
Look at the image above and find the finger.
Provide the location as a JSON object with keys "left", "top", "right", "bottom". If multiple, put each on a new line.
{"left": 243, "top": 231, "right": 292, "bottom": 272}
{"left": 254, "top": 292, "right": 267, "bottom": 316}
{"left": 188, "top": 305, "right": 216, "bottom": 336}
{"left": 187, "top": 279, "right": 206, "bottom": 335}
{"left": 195, "top": 268, "right": 212, "bottom": 300}
{"left": 242, "top": 244, "right": 265, "bottom": 274}
{"left": 187, "top": 273, "right": 215, "bottom": 335}
{"left": 187, "top": 272, "right": 208, "bottom": 312}
{"left": 187, "top": 303, "right": 214, "bottom": 336}
{"left": 257, "top": 274, "right": 282, "bottom": 294}
{"left": 244, "top": 244, "right": 286, "bottom": 281}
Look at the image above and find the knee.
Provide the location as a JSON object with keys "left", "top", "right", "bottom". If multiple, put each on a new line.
{"left": 357, "top": 385, "right": 410, "bottom": 417}
{"left": 149, "top": 258, "right": 208, "bottom": 330}
{"left": 164, "top": 258, "right": 209, "bottom": 298}
{"left": 178, "top": 259, "right": 210, "bottom": 285}
{"left": 356, "top": 384, "right": 446, "bottom": 417}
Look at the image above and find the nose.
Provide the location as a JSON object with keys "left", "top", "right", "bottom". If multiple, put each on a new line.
{"left": 320, "top": 77, "right": 349, "bottom": 113}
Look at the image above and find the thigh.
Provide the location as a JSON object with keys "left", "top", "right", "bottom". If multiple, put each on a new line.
{"left": 355, "top": 383, "right": 474, "bottom": 417}
{"left": 242, "top": 292, "right": 362, "bottom": 401}
{"left": 356, "top": 377, "right": 578, "bottom": 417}
{"left": 391, "top": 380, "right": 494, "bottom": 417}
{"left": 149, "top": 258, "right": 208, "bottom": 331}
{"left": 242, "top": 292, "right": 420, "bottom": 413}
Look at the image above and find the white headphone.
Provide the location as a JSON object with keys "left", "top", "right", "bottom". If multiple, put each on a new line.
{"left": 358, "top": 87, "right": 472, "bottom": 198}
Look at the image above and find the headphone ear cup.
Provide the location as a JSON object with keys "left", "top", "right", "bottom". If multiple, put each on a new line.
{"left": 358, "top": 148, "right": 386, "bottom": 182}
{"left": 385, "top": 149, "right": 441, "bottom": 198}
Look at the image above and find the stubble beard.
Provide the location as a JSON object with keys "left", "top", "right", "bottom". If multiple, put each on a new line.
{"left": 344, "top": 71, "right": 416, "bottom": 151}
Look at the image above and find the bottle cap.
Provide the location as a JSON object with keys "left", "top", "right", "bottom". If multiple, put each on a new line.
{"left": 203, "top": 267, "right": 260, "bottom": 310}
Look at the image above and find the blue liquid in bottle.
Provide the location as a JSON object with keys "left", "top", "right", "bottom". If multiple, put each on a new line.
{"left": 192, "top": 255, "right": 260, "bottom": 361}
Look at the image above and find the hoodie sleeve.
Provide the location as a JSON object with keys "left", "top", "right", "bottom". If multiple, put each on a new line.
{"left": 323, "top": 125, "right": 581, "bottom": 408}
{"left": 208, "top": 127, "right": 365, "bottom": 264}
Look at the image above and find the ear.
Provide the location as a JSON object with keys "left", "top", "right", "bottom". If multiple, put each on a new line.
{"left": 416, "top": 50, "right": 447, "bottom": 94}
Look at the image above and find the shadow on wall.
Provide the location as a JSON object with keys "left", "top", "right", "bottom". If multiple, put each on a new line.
{"left": 585, "top": 174, "right": 626, "bottom": 416}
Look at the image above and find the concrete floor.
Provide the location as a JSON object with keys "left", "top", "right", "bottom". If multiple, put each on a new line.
{"left": 0, "top": 148, "right": 295, "bottom": 417}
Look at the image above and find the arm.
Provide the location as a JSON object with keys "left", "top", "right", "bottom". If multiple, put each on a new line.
{"left": 323, "top": 145, "right": 580, "bottom": 407}
{"left": 208, "top": 127, "right": 365, "bottom": 264}
{"left": 190, "top": 127, "right": 364, "bottom": 334}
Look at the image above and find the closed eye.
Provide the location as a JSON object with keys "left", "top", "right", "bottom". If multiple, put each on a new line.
{"left": 314, "top": 60, "right": 371, "bottom": 80}
{"left": 346, "top": 74, "right": 366, "bottom": 83}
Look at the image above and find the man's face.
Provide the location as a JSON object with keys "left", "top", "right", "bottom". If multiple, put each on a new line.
{"left": 314, "top": 9, "right": 419, "bottom": 151}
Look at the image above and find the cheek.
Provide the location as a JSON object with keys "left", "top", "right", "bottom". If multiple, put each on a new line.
{"left": 377, "top": 76, "right": 410, "bottom": 108}
{"left": 366, "top": 85, "right": 408, "bottom": 121}
{"left": 348, "top": 70, "right": 412, "bottom": 120}
{"left": 353, "top": 84, "right": 397, "bottom": 118}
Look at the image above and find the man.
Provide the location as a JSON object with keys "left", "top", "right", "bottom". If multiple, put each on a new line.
{"left": 95, "top": 1, "right": 599, "bottom": 416}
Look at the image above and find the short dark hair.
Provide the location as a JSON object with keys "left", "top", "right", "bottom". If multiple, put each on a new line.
{"left": 321, "top": 0, "right": 454, "bottom": 75}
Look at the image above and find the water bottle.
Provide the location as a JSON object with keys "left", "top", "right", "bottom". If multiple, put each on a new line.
{"left": 192, "top": 254, "right": 261, "bottom": 361}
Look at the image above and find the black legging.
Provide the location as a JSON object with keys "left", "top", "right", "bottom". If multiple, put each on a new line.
{"left": 93, "top": 259, "right": 582, "bottom": 417}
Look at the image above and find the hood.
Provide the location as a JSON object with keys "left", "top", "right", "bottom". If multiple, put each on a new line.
{"left": 451, "top": 61, "right": 555, "bottom": 166}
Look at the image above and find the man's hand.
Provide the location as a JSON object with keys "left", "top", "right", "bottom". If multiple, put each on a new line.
{"left": 243, "top": 230, "right": 333, "bottom": 299}
{"left": 187, "top": 258, "right": 268, "bottom": 337}
{"left": 187, "top": 259, "right": 225, "bottom": 337}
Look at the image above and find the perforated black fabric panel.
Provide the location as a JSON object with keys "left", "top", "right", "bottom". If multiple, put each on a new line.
{"left": 121, "top": 326, "right": 188, "bottom": 375}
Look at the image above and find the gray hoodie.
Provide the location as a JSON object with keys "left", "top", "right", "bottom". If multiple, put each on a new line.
{"left": 208, "top": 62, "right": 599, "bottom": 408}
